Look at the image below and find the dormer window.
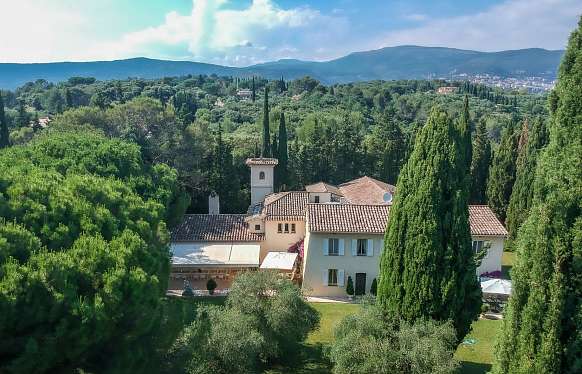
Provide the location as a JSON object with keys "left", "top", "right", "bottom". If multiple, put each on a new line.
{"left": 255, "top": 224, "right": 261, "bottom": 231}
{"left": 259, "top": 171, "right": 265, "bottom": 180}
{"left": 314, "top": 195, "right": 320, "bottom": 203}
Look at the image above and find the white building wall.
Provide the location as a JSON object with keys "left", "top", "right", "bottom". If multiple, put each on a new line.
{"left": 474, "top": 236, "right": 505, "bottom": 275}
{"left": 302, "top": 229, "right": 505, "bottom": 297}
{"left": 249, "top": 165, "right": 275, "bottom": 206}
{"left": 302, "top": 232, "right": 384, "bottom": 297}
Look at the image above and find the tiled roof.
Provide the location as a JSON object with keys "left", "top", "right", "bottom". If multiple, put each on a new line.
{"left": 307, "top": 204, "right": 507, "bottom": 237}
{"left": 171, "top": 214, "right": 263, "bottom": 242}
{"left": 307, "top": 204, "right": 390, "bottom": 233}
{"left": 469, "top": 206, "right": 509, "bottom": 237}
{"left": 338, "top": 176, "right": 396, "bottom": 205}
{"left": 245, "top": 157, "right": 278, "bottom": 166}
{"left": 263, "top": 191, "right": 309, "bottom": 220}
{"left": 305, "top": 182, "right": 343, "bottom": 196}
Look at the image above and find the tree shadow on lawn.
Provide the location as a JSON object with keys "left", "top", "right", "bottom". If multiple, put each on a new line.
{"left": 266, "top": 343, "right": 331, "bottom": 374}
{"left": 459, "top": 361, "right": 492, "bottom": 374}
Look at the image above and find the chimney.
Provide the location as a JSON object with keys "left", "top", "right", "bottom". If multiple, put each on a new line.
{"left": 208, "top": 192, "right": 220, "bottom": 215}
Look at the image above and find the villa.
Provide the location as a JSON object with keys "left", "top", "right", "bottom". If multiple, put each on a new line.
{"left": 170, "top": 157, "right": 508, "bottom": 297}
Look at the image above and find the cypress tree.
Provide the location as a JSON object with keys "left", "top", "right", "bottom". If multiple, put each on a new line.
{"left": 0, "top": 93, "right": 9, "bottom": 148}
{"left": 505, "top": 118, "right": 549, "bottom": 246}
{"left": 470, "top": 118, "right": 491, "bottom": 204}
{"left": 271, "top": 133, "right": 278, "bottom": 160}
{"left": 486, "top": 122, "right": 519, "bottom": 222}
{"left": 494, "top": 18, "right": 582, "bottom": 374}
{"left": 251, "top": 76, "right": 256, "bottom": 102}
{"left": 261, "top": 86, "right": 270, "bottom": 157}
{"left": 277, "top": 112, "right": 289, "bottom": 190}
{"left": 458, "top": 95, "right": 473, "bottom": 171}
{"left": 377, "top": 107, "right": 481, "bottom": 340}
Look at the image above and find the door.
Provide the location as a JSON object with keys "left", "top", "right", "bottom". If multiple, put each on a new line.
{"left": 355, "top": 273, "right": 366, "bottom": 296}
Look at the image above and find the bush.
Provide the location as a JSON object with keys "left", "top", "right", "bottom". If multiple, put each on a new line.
{"left": 182, "top": 281, "right": 194, "bottom": 297}
{"left": 370, "top": 278, "right": 377, "bottom": 296}
{"left": 206, "top": 278, "right": 217, "bottom": 295}
{"left": 346, "top": 276, "right": 354, "bottom": 296}
{"left": 329, "top": 304, "right": 459, "bottom": 374}
{"left": 167, "top": 271, "right": 320, "bottom": 373}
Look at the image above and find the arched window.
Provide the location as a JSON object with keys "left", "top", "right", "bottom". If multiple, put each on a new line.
{"left": 259, "top": 171, "right": 265, "bottom": 180}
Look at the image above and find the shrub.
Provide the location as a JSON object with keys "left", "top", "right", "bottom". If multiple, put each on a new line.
{"left": 346, "top": 276, "right": 354, "bottom": 296}
{"left": 168, "top": 271, "right": 320, "bottom": 373}
{"left": 329, "top": 304, "right": 459, "bottom": 374}
{"left": 182, "top": 281, "right": 194, "bottom": 297}
{"left": 370, "top": 278, "right": 377, "bottom": 296}
{"left": 481, "top": 303, "right": 490, "bottom": 314}
{"left": 206, "top": 278, "right": 217, "bottom": 295}
{"left": 227, "top": 271, "right": 320, "bottom": 362}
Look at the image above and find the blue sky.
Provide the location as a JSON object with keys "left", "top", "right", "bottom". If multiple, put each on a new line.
{"left": 1, "top": 0, "right": 580, "bottom": 64}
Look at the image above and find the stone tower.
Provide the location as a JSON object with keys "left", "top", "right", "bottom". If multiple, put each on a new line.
{"left": 246, "top": 157, "right": 278, "bottom": 206}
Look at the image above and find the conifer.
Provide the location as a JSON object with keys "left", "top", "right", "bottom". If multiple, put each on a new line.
{"left": 261, "top": 86, "right": 270, "bottom": 157}
{"left": 377, "top": 107, "right": 481, "bottom": 340}
{"left": 494, "top": 18, "right": 582, "bottom": 373}
{"left": 486, "top": 122, "right": 519, "bottom": 222}
{"left": 470, "top": 118, "right": 491, "bottom": 204}
{"left": 277, "top": 112, "right": 289, "bottom": 190}
{"left": 505, "top": 118, "right": 548, "bottom": 245}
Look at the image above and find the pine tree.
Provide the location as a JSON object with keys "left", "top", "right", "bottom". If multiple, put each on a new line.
{"left": 505, "top": 118, "right": 549, "bottom": 246}
{"left": 261, "top": 86, "right": 270, "bottom": 157}
{"left": 277, "top": 112, "right": 289, "bottom": 190}
{"left": 494, "top": 18, "right": 582, "bottom": 374}
{"left": 486, "top": 122, "right": 519, "bottom": 222}
{"left": 0, "top": 93, "right": 9, "bottom": 148}
{"left": 470, "top": 118, "right": 492, "bottom": 204}
{"left": 377, "top": 107, "right": 481, "bottom": 340}
{"left": 367, "top": 113, "right": 406, "bottom": 184}
{"left": 15, "top": 100, "right": 29, "bottom": 127}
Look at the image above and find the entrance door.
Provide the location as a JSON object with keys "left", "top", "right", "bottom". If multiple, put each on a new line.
{"left": 355, "top": 273, "right": 366, "bottom": 296}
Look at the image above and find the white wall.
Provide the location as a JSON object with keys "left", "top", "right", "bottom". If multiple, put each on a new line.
{"left": 474, "top": 236, "right": 505, "bottom": 275}
{"left": 308, "top": 192, "right": 331, "bottom": 203}
{"left": 302, "top": 232, "right": 384, "bottom": 297}
{"left": 301, "top": 230, "right": 505, "bottom": 297}
{"left": 250, "top": 165, "right": 275, "bottom": 206}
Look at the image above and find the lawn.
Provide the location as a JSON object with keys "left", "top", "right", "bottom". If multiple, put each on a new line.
{"left": 455, "top": 319, "right": 503, "bottom": 374}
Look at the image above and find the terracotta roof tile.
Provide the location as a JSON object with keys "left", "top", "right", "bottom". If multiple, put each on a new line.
{"left": 307, "top": 204, "right": 390, "bottom": 233}
{"left": 263, "top": 191, "right": 308, "bottom": 220}
{"left": 305, "top": 182, "right": 343, "bottom": 196}
{"left": 338, "top": 176, "right": 396, "bottom": 205}
{"left": 307, "top": 204, "right": 507, "bottom": 237}
{"left": 171, "top": 214, "right": 263, "bottom": 242}
{"left": 245, "top": 157, "right": 278, "bottom": 166}
{"left": 469, "top": 205, "right": 509, "bottom": 237}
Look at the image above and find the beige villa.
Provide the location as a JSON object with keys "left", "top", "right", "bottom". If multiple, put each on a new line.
{"left": 170, "top": 157, "right": 508, "bottom": 296}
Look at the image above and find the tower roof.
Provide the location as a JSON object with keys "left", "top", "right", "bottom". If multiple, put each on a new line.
{"left": 245, "top": 157, "right": 278, "bottom": 166}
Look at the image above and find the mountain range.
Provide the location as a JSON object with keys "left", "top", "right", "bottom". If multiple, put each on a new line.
{"left": 0, "top": 46, "right": 564, "bottom": 90}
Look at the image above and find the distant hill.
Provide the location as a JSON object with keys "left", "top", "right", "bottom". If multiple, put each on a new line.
{"left": 0, "top": 46, "right": 564, "bottom": 89}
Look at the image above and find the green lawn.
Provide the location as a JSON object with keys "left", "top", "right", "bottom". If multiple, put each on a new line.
{"left": 455, "top": 319, "right": 503, "bottom": 374}
{"left": 501, "top": 251, "right": 516, "bottom": 279}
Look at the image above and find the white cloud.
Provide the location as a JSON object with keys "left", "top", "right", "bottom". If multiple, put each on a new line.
{"left": 0, "top": 0, "right": 89, "bottom": 62}
{"left": 91, "top": 0, "right": 349, "bottom": 66}
{"left": 378, "top": 0, "right": 581, "bottom": 51}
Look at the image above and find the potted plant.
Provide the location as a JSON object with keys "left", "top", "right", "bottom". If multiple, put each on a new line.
{"left": 346, "top": 276, "right": 354, "bottom": 300}
{"left": 370, "top": 278, "right": 377, "bottom": 296}
{"left": 207, "top": 278, "right": 217, "bottom": 295}
{"left": 182, "top": 280, "right": 194, "bottom": 297}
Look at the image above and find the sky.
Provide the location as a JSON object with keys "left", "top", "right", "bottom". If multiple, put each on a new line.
{"left": 1, "top": 0, "right": 580, "bottom": 65}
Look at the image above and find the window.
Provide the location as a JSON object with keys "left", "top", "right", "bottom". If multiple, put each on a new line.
{"left": 291, "top": 223, "right": 296, "bottom": 233}
{"left": 472, "top": 240, "right": 484, "bottom": 254}
{"left": 284, "top": 223, "right": 289, "bottom": 233}
{"left": 357, "top": 239, "right": 367, "bottom": 256}
{"left": 277, "top": 223, "right": 282, "bottom": 233}
{"left": 328, "top": 238, "right": 339, "bottom": 256}
{"left": 328, "top": 269, "right": 338, "bottom": 286}
{"left": 314, "top": 195, "right": 320, "bottom": 203}
{"left": 259, "top": 171, "right": 265, "bottom": 180}
{"left": 254, "top": 224, "right": 261, "bottom": 231}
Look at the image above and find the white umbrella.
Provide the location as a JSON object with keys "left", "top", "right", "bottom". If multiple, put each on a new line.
{"left": 481, "top": 278, "right": 512, "bottom": 296}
